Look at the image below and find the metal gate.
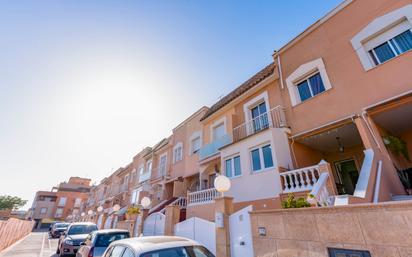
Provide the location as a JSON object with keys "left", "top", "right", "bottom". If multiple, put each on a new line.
{"left": 175, "top": 217, "right": 216, "bottom": 255}
{"left": 143, "top": 212, "right": 165, "bottom": 236}
{"left": 229, "top": 205, "right": 254, "bottom": 257}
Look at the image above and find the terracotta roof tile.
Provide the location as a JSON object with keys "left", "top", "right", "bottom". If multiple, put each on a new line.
{"left": 200, "top": 62, "right": 275, "bottom": 121}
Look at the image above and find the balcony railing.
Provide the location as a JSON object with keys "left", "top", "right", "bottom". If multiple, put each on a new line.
{"left": 139, "top": 170, "right": 152, "bottom": 183}
{"left": 199, "top": 134, "right": 232, "bottom": 160}
{"left": 170, "top": 197, "right": 187, "bottom": 208}
{"left": 187, "top": 188, "right": 222, "bottom": 206}
{"left": 280, "top": 165, "right": 320, "bottom": 193}
{"left": 233, "top": 106, "right": 287, "bottom": 143}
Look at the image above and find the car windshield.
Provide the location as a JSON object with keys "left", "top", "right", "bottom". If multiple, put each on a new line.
{"left": 55, "top": 223, "right": 69, "bottom": 228}
{"left": 95, "top": 233, "right": 129, "bottom": 247}
{"left": 67, "top": 225, "right": 97, "bottom": 235}
{"left": 141, "top": 246, "right": 214, "bottom": 257}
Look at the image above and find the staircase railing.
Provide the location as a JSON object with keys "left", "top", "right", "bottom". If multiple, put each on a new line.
{"left": 307, "top": 172, "right": 333, "bottom": 207}
{"left": 170, "top": 197, "right": 187, "bottom": 208}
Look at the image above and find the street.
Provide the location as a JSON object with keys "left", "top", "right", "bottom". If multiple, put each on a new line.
{"left": 0, "top": 232, "right": 59, "bottom": 257}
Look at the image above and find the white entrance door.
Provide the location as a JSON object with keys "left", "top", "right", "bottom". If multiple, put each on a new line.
{"left": 229, "top": 205, "right": 254, "bottom": 257}
{"left": 143, "top": 212, "right": 165, "bottom": 236}
{"left": 175, "top": 217, "right": 216, "bottom": 255}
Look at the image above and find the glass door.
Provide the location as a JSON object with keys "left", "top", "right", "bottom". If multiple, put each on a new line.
{"left": 334, "top": 159, "right": 359, "bottom": 195}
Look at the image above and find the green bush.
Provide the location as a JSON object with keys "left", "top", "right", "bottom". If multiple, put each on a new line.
{"left": 281, "top": 193, "right": 311, "bottom": 209}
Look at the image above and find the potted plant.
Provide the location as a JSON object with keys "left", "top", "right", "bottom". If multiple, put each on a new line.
{"left": 281, "top": 193, "right": 311, "bottom": 209}
{"left": 125, "top": 205, "right": 141, "bottom": 221}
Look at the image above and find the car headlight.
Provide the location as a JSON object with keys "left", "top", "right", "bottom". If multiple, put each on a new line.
{"left": 64, "top": 239, "right": 74, "bottom": 245}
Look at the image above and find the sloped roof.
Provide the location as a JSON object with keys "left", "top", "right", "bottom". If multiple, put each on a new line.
{"left": 200, "top": 62, "right": 275, "bottom": 121}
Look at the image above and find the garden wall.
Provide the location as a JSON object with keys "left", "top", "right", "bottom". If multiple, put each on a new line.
{"left": 0, "top": 218, "right": 34, "bottom": 252}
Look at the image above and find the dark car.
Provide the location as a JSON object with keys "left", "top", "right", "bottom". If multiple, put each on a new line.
{"left": 50, "top": 222, "right": 70, "bottom": 238}
{"left": 76, "top": 229, "right": 130, "bottom": 257}
{"left": 57, "top": 222, "right": 98, "bottom": 257}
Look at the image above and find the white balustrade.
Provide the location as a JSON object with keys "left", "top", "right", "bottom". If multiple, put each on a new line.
{"left": 280, "top": 165, "right": 320, "bottom": 193}
{"left": 308, "top": 172, "right": 333, "bottom": 207}
{"left": 187, "top": 188, "right": 222, "bottom": 206}
{"left": 170, "top": 197, "right": 187, "bottom": 208}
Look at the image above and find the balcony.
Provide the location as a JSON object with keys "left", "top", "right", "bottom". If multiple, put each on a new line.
{"left": 187, "top": 188, "right": 222, "bottom": 206}
{"left": 199, "top": 134, "right": 232, "bottom": 160}
{"left": 233, "top": 105, "right": 287, "bottom": 143}
{"left": 139, "top": 170, "right": 152, "bottom": 183}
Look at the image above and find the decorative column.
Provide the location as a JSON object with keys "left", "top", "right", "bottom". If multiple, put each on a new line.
{"left": 138, "top": 209, "right": 149, "bottom": 236}
{"left": 164, "top": 205, "right": 180, "bottom": 236}
{"left": 214, "top": 196, "right": 234, "bottom": 257}
{"left": 318, "top": 160, "right": 338, "bottom": 195}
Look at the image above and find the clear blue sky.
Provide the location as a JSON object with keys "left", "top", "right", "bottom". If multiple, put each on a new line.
{"left": 0, "top": 0, "right": 342, "bottom": 209}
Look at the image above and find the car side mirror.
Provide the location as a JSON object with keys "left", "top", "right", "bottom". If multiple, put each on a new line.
{"left": 80, "top": 242, "right": 86, "bottom": 246}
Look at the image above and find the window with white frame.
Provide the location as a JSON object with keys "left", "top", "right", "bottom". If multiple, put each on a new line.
{"left": 173, "top": 143, "right": 183, "bottom": 163}
{"left": 212, "top": 123, "right": 225, "bottom": 140}
{"left": 250, "top": 144, "right": 274, "bottom": 172}
{"left": 130, "top": 188, "right": 141, "bottom": 204}
{"left": 296, "top": 72, "right": 326, "bottom": 102}
{"left": 146, "top": 160, "right": 152, "bottom": 173}
{"left": 225, "top": 155, "right": 241, "bottom": 178}
{"left": 74, "top": 198, "right": 82, "bottom": 207}
{"left": 351, "top": 5, "right": 412, "bottom": 70}
{"left": 55, "top": 208, "right": 63, "bottom": 218}
{"left": 286, "top": 58, "right": 332, "bottom": 106}
{"left": 191, "top": 136, "right": 201, "bottom": 154}
{"left": 159, "top": 154, "right": 167, "bottom": 176}
{"left": 138, "top": 165, "right": 144, "bottom": 175}
{"left": 40, "top": 207, "right": 47, "bottom": 214}
{"left": 58, "top": 197, "right": 67, "bottom": 207}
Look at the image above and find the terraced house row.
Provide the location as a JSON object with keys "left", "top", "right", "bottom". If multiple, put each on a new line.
{"left": 76, "top": 0, "right": 412, "bottom": 240}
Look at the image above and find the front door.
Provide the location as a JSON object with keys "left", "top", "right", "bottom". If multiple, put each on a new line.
{"left": 334, "top": 159, "right": 359, "bottom": 195}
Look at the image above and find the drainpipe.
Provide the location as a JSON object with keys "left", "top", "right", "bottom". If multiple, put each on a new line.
{"left": 361, "top": 111, "right": 381, "bottom": 150}
{"left": 275, "top": 51, "right": 285, "bottom": 90}
{"left": 290, "top": 138, "right": 298, "bottom": 169}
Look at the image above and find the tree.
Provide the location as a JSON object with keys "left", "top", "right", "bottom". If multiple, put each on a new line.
{"left": 0, "top": 195, "right": 27, "bottom": 210}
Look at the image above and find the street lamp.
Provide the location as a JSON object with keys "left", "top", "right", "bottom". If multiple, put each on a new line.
{"left": 113, "top": 204, "right": 121, "bottom": 212}
{"left": 87, "top": 210, "right": 93, "bottom": 215}
{"left": 141, "top": 197, "right": 151, "bottom": 209}
{"left": 81, "top": 212, "right": 86, "bottom": 217}
{"left": 214, "top": 175, "right": 231, "bottom": 196}
{"left": 97, "top": 206, "right": 103, "bottom": 212}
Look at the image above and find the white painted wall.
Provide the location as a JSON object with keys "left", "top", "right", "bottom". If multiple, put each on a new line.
{"left": 220, "top": 128, "right": 292, "bottom": 202}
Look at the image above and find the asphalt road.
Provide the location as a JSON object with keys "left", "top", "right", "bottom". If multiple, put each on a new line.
{"left": 0, "top": 232, "right": 59, "bottom": 257}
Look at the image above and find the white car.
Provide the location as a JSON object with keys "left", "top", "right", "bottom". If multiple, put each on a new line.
{"left": 102, "top": 236, "right": 215, "bottom": 257}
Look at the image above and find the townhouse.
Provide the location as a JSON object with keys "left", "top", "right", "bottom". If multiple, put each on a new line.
{"left": 27, "top": 177, "right": 91, "bottom": 229}
{"left": 75, "top": 0, "right": 412, "bottom": 236}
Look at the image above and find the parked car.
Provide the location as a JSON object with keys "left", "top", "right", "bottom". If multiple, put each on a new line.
{"left": 50, "top": 222, "right": 70, "bottom": 238}
{"left": 57, "top": 222, "right": 98, "bottom": 257}
{"left": 76, "top": 229, "right": 130, "bottom": 257}
{"left": 102, "top": 236, "right": 215, "bottom": 257}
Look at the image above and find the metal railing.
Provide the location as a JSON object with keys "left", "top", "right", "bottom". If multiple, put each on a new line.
{"left": 139, "top": 170, "right": 152, "bottom": 183}
{"left": 187, "top": 188, "right": 222, "bottom": 206}
{"left": 199, "top": 134, "right": 232, "bottom": 160}
{"left": 233, "top": 106, "right": 287, "bottom": 143}
{"left": 280, "top": 165, "right": 320, "bottom": 193}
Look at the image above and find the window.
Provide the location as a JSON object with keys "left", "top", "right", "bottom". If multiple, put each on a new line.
{"left": 138, "top": 165, "right": 144, "bottom": 175}
{"left": 141, "top": 247, "right": 190, "bottom": 257}
{"left": 72, "top": 209, "right": 79, "bottom": 216}
{"left": 40, "top": 207, "right": 47, "bottom": 214}
{"left": 122, "top": 248, "right": 135, "bottom": 257}
{"left": 130, "top": 188, "right": 141, "bottom": 204}
{"left": 109, "top": 246, "right": 125, "bottom": 257}
{"left": 191, "top": 136, "right": 201, "bottom": 154}
{"left": 286, "top": 58, "right": 332, "bottom": 106}
{"left": 328, "top": 248, "right": 371, "bottom": 257}
{"left": 95, "top": 233, "right": 129, "bottom": 247}
{"left": 212, "top": 123, "right": 225, "bottom": 140}
{"left": 225, "top": 156, "right": 241, "bottom": 178}
{"left": 351, "top": 5, "right": 412, "bottom": 70}
{"left": 146, "top": 160, "right": 152, "bottom": 173}
{"left": 55, "top": 208, "right": 63, "bottom": 218}
{"left": 368, "top": 29, "right": 412, "bottom": 65}
{"left": 250, "top": 144, "right": 274, "bottom": 172}
{"left": 173, "top": 143, "right": 183, "bottom": 163}
{"left": 74, "top": 198, "right": 82, "bottom": 207}
{"left": 296, "top": 72, "right": 325, "bottom": 102}
{"left": 58, "top": 197, "right": 67, "bottom": 207}
{"left": 159, "top": 154, "right": 167, "bottom": 176}
{"left": 251, "top": 102, "right": 269, "bottom": 131}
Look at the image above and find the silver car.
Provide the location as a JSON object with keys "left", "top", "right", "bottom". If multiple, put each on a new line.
{"left": 102, "top": 236, "right": 214, "bottom": 257}
{"left": 76, "top": 229, "right": 130, "bottom": 257}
